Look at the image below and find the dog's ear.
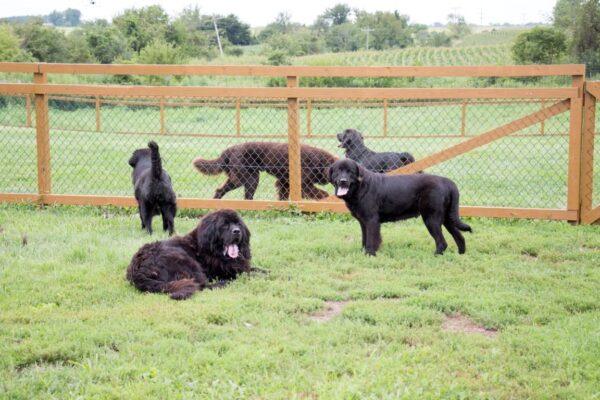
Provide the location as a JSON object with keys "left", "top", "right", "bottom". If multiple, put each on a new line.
{"left": 239, "top": 218, "right": 252, "bottom": 260}
{"left": 128, "top": 152, "right": 138, "bottom": 167}
{"left": 355, "top": 162, "right": 364, "bottom": 183}
{"left": 197, "top": 212, "right": 221, "bottom": 254}
{"left": 357, "top": 131, "right": 364, "bottom": 140}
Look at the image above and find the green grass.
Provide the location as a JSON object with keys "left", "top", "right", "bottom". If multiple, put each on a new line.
{"left": 1, "top": 204, "right": 599, "bottom": 398}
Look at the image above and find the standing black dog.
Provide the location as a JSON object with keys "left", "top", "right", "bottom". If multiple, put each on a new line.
{"left": 126, "top": 209, "right": 251, "bottom": 300}
{"left": 128, "top": 141, "right": 177, "bottom": 235}
{"left": 337, "top": 128, "right": 415, "bottom": 173}
{"left": 329, "top": 159, "right": 471, "bottom": 256}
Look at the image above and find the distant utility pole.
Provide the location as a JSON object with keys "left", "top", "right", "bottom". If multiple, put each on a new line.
{"left": 361, "top": 27, "right": 374, "bottom": 50}
{"left": 212, "top": 15, "right": 224, "bottom": 57}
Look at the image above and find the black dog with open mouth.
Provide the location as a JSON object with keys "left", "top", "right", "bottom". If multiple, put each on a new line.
{"left": 337, "top": 128, "right": 415, "bottom": 173}
{"left": 329, "top": 158, "right": 471, "bottom": 256}
{"left": 126, "top": 209, "right": 251, "bottom": 300}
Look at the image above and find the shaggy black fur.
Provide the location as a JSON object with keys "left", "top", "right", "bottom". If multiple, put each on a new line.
{"left": 337, "top": 128, "right": 415, "bottom": 173}
{"left": 193, "top": 141, "right": 336, "bottom": 200}
{"left": 128, "top": 141, "right": 177, "bottom": 235}
{"left": 126, "top": 209, "right": 252, "bottom": 300}
{"left": 329, "top": 158, "right": 472, "bottom": 256}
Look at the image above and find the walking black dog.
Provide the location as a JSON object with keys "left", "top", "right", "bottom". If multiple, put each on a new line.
{"left": 337, "top": 128, "right": 415, "bottom": 173}
{"left": 128, "top": 141, "right": 177, "bottom": 235}
{"left": 329, "top": 159, "right": 471, "bottom": 256}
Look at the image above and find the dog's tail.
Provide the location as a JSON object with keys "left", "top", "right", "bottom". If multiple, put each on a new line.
{"left": 148, "top": 141, "right": 162, "bottom": 180}
{"left": 448, "top": 184, "right": 472, "bottom": 232}
{"left": 164, "top": 279, "right": 201, "bottom": 300}
{"left": 192, "top": 152, "right": 227, "bottom": 175}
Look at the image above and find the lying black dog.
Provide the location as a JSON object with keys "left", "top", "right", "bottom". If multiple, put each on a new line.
{"left": 329, "top": 158, "right": 471, "bottom": 256}
{"left": 128, "top": 141, "right": 177, "bottom": 235}
{"left": 126, "top": 209, "right": 251, "bottom": 300}
{"left": 337, "top": 128, "right": 415, "bottom": 173}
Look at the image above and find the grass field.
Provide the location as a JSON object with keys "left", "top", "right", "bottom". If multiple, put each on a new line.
{"left": 1, "top": 204, "right": 599, "bottom": 398}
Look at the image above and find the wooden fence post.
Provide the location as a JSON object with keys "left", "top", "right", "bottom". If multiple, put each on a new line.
{"left": 383, "top": 99, "right": 388, "bottom": 137}
{"left": 34, "top": 71, "right": 51, "bottom": 196}
{"left": 26, "top": 94, "right": 32, "bottom": 128}
{"left": 236, "top": 98, "right": 241, "bottom": 137}
{"left": 287, "top": 76, "right": 302, "bottom": 202}
{"left": 159, "top": 96, "right": 165, "bottom": 135}
{"left": 460, "top": 101, "right": 467, "bottom": 136}
{"left": 567, "top": 74, "right": 584, "bottom": 221}
{"left": 539, "top": 100, "right": 545, "bottom": 135}
{"left": 580, "top": 86, "right": 596, "bottom": 223}
{"left": 306, "top": 99, "right": 312, "bottom": 137}
{"left": 95, "top": 95, "right": 101, "bottom": 132}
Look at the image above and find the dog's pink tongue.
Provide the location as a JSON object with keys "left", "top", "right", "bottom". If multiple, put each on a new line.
{"left": 337, "top": 187, "right": 349, "bottom": 196}
{"left": 227, "top": 244, "right": 239, "bottom": 258}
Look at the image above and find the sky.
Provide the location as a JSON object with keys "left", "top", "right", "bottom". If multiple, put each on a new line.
{"left": 0, "top": 0, "right": 557, "bottom": 27}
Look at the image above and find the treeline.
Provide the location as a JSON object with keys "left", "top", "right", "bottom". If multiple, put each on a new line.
{"left": 0, "top": 8, "right": 81, "bottom": 27}
{"left": 0, "top": 4, "right": 469, "bottom": 65}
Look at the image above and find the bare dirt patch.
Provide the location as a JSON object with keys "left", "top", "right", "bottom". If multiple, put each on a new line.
{"left": 307, "top": 301, "right": 349, "bottom": 323}
{"left": 442, "top": 314, "right": 497, "bottom": 337}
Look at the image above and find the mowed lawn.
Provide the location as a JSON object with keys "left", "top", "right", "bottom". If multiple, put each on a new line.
{"left": 1, "top": 204, "right": 599, "bottom": 399}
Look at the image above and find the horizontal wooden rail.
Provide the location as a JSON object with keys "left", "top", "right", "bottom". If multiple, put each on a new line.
{"left": 0, "top": 62, "right": 586, "bottom": 77}
{"left": 0, "top": 84, "right": 578, "bottom": 100}
{"left": 0, "top": 194, "right": 578, "bottom": 220}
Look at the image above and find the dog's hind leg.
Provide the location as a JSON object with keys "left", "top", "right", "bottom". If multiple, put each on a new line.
{"left": 444, "top": 220, "right": 466, "bottom": 254}
{"left": 160, "top": 203, "right": 176, "bottom": 236}
{"left": 137, "top": 205, "right": 145, "bottom": 229}
{"left": 214, "top": 178, "right": 242, "bottom": 199}
{"left": 140, "top": 201, "right": 154, "bottom": 234}
{"left": 423, "top": 214, "right": 448, "bottom": 255}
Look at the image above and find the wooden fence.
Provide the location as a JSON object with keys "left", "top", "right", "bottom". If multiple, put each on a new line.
{"left": 0, "top": 62, "right": 598, "bottom": 223}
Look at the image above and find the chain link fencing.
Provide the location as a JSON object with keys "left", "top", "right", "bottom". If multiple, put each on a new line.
{"left": 0, "top": 90, "right": 595, "bottom": 211}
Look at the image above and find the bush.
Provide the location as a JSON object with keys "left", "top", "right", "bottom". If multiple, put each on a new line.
{"left": 512, "top": 27, "right": 567, "bottom": 65}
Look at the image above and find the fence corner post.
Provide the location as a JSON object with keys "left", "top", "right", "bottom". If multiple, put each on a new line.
{"left": 567, "top": 74, "right": 585, "bottom": 222}
{"left": 287, "top": 75, "right": 302, "bottom": 202}
{"left": 34, "top": 71, "right": 51, "bottom": 197}
{"left": 580, "top": 83, "right": 596, "bottom": 224}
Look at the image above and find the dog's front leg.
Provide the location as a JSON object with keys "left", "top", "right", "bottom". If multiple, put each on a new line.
{"left": 363, "top": 217, "right": 382, "bottom": 256}
{"left": 358, "top": 219, "right": 367, "bottom": 249}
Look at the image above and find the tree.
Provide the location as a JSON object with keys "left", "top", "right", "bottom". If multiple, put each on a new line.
{"left": 217, "top": 14, "right": 252, "bottom": 45}
{"left": 135, "top": 39, "right": 186, "bottom": 64}
{"left": 16, "top": 20, "right": 68, "bottom": 62}
{"left": 0, "top": 25, "right": 28, "bottom": 61}
{"left": 82, "top": 20, "right": 131, "bottom": 63}
{"left": 113, "top": 6, "right": 170, "bottom": 53}
{"left": 447, "top": 13, "right": 471, "bottom": 38}
{"left": 325, "top": 22, "right": 362, "bottom": 52}
{"left": 167, "top": 6, "right": 215, "bottom": 59}
{"left": 553, "top": 0, "right": 583, "bottom": 31}
{"left": 65, "top": 30, "right": 95, "bottom": 63}
{"left": 512, "top": 27, "right": 567, "bottom": 64}
{"left": 322, "top": 4, "right": 352, "bottom": 26}
{"left": 571, "top": 0, "right": 600, "bottom": 69}
{"left": 355, "top": 11, "right": 413, "bottom": 50}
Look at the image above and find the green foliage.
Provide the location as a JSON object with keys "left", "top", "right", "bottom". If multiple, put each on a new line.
{"left": 135, "top": 39, "right": 186, "bottom": 65}
{"left": 553, "top": 0, "right": 583, "bottom": 31}
{"left": 571, "top": 0, "right": 600, "bottom": 70}
{"left": 214, "top": 14, "right": 253, "bottom": 46}
{"left": 355, "top": 10, "right": 414, "bottom": 50}
{"left": 321, "top": 3, "right": 353, "bottom": 25}
{"left": 45, "top": 8, "right": 81, "bottom": 27}
{"left": 512, "top": 27, "right": 567, "bottom": 64}
{"left": 65, "top": 30, "right": 95, "bottom": 63}
{"left": 0, "top": 24, "right": 30, "bottom": 61}
{"left": 225, "top": 46, "right": 244, "bottom": 57}
{"left": 266, "top": 50, "right": 290, "bottom": 66}
{"left": 16, "top": 20, "right": 68, "bottom": 62}
{"left": 325, "top": 23, "right": 363, "bottom": 52}
{"left": 415, "top": 30, "right": 452, "bottom": 47}
{"left": 447, "top": 14, "right": 471, "bottom": 38}
{"left": 82, "top": 20, "right": 131, "bottom": 64}
{"left": 168, "top": 7, "right": 216, "bottom": 59}
{"left": 113, "top": 5, "right": 170, "bottom": 54}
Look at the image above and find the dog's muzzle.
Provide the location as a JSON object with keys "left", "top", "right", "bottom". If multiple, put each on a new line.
{"left": 336, "top": 179, "right": 350, "bottom": 197}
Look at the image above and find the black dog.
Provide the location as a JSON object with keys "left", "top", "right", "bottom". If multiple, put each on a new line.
{"left": 337, "top": 128, "right": 415, "bottom": 173}
{"left": 329, "top": 159, "right": 471, "bottom": 256}
{"left": 128, "top": 141, "right": 177, "bottom": 235}
{"left": 126, "top": 209, "right": 251, "bottom": 300}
